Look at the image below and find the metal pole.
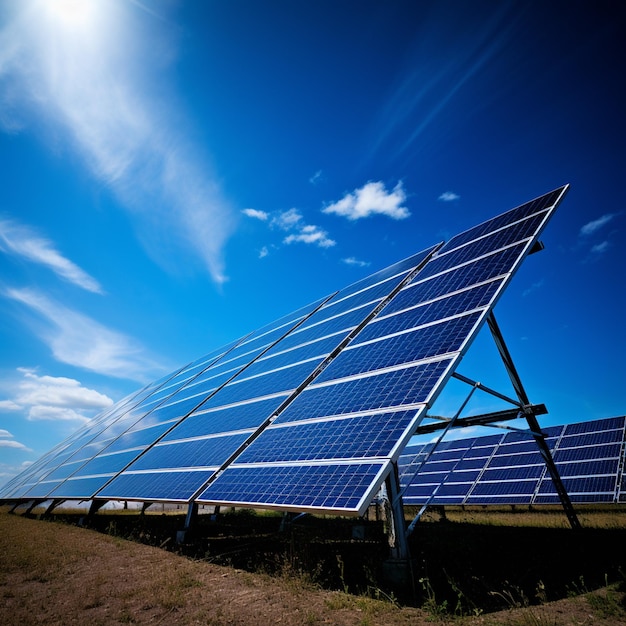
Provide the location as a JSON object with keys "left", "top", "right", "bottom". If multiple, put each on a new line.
{"left": 385, "top": 464, "right": 410, "bottom": 561}
{"left": 487, "top": 312, "right": 581, "bottom": 530}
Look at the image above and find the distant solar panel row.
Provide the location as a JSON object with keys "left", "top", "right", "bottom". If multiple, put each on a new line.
{"left": 399, "top": 416, "right": 626, "bottom": 505}
{"left": 0, "top": 186, "right": 571, "bottom": 517}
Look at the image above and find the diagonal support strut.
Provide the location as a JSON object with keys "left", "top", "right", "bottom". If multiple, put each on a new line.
{"left": 487, "top": 312, "right": 581, "bottom": 530}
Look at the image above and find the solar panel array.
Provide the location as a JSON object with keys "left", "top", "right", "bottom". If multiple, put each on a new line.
{"left": 399, "top": 415, "right": 626, "bottom": 505}
{"left": 0, "top": 186, "right": 570, "bottom": 516}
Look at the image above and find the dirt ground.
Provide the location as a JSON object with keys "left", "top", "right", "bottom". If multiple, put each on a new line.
{"left": 1, "top": 510, "right": 625, "bottom": 626}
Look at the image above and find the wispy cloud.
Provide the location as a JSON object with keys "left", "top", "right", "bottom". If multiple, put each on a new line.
{"left": 242, "top": 208, "right": 269, "bottom": 221}
{"left": 438, "top": 191, "right": 460, "bottom": 202}
{"left": 0, "top": 1, "right": 236, "bottom": 284}
{"left": 342, "top": 257, "right": 370, "bottom": 268}
{"left": 4, "top": 287, "right": 167, "bottom": 381}
{"left": 522, "top": 279, "right": 545, "bottom": 297}
{"left": 591, "top": 241, "right": 610, "bottom": 254}
{"left": 323, "top": 181, "right": 410, "bottom": 221}
{"left": 580, "top": 214, "right": 615, "bottom": 236}
{"left": 272, "top": 208, "right": 304, "bottom": 231}
{"left": 0, "top": 217, "right": 103, "bottom": 293}
{"left": 284, "top": 225, "right": 335, "bottom": 248}
{"left": 309, "top": 170, "right": 323, "bottom": 185}
{"left": 249, "top": 208, "right": 335, "bottom": 250}
{"left": 364, "top": 4, "right": 519, "bottom": 163}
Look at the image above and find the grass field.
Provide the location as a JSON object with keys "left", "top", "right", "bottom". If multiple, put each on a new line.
{"left": 1, "top": 505, "right": 626, "bottom": 624}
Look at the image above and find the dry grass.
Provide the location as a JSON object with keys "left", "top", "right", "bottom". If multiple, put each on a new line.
{"left": 1, "top": 507, "right": 626, "bottom": 625}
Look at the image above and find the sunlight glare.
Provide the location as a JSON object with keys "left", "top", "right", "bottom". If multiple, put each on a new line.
{"left": 45, "top": 0, "right": 100, "bottom": 30}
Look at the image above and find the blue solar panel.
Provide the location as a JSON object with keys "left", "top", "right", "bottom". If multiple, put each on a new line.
{"left": 160, "top": 397, "right": 286, "bottom": 441}
{"left": 323, "top": 312, "right": 481, "bottom": 379}
{"left": 564, "top": 416, "right": 625, "bottom": 434}
{"left": 71, "top": 450, "right": 141, "bottom": 477}
{"left": 1, "top": 187, "right": 579, "bottom": 515}
{"left": 400, "top": 416, "right": 625, "bottom": 506}
{"left": 438, "top": 187, "right": 565, "bottom": 254}
{"left": 385, "top": 243, "right": 526, "bottom": 315}
{"left": 357, "top": 281, "right": 502, "bottom": 341}
{"left": 197, "top": 463, "right": 386, "bottom": 512}
{"left": 98, "top": 470, "right": 217, "bottom": 502}
{"left": 128, "top": 433, "right": 250, "bottom": 471}
{"left": 274, "top": 359, "right": 452, "bottom": 425}
{"left": 234, "top": 410, "right": 418, "bottom": 464}
{"left": 555, "top": 444, "right": 621, "bottom": 462}
{"left": 421, "top": 212, "right": 549, "bottom": 278}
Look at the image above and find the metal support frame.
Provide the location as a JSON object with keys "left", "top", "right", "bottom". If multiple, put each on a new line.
{"left": 405, "top": 383, "right": 479, "bottom": 537}
{"left": 184, "top": 501, "right": 198, "bottom": 530}
{"left": 88, "top": 499, "right": 107, "bottom": 517}
{"left": 44, "top": 499, "right": 66, "bottom": 516}
{"left": 486, "top": 312, "right": 581, "bottom": 530}
{"left": 24, "top": 499, "right": 45, "bottom": 516}
{"left": 385, "top": 463, "right": 410, "bottom": 561}
{"left": 176, "top": 502, "right": 198, "bottom": 544}
{"left": 140, "top": 501, "right": 153, "bottom": 515}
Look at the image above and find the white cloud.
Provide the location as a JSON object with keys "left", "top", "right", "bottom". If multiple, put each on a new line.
{"left": 242, "top": 208, "right": 269, "bottom": 221}
{"left": 27, "top": 405, "right": 90, "bottom": 423}
{"left": 438, "top": 191, "right": 460, "bottom": 202}
{"left": 323, "top": 181, "right": 410, "bottom": 221}
{"left": 0, "top": 400, "right": 22, "bottom": 411}
{"left": 0, "top": 428, "right": 31, "bottom": 451}
{"left": 342, "top": 257, "right": 370, "bottom": 268}
{"left": 591, "top": 241, "right": 610, "bottom": 254}
{"left": 15, "top": 368, "right": 113, "bottom": 411}
{"left": 4, "top": 288, "right": 167, "bottom": 381}
{"left": 0, "top": 368, "right": 113, "bottom": 427}
{"left": 0, "top": 439, "right": 31, "bottom": 450}
{"left": 284, "top": 225, "right": 335, "bottom": 248}
{"left": 580, "top": 214, "right": 615, "bottom": 236}
{"left": 272, "top": 208, "right": 303, "bottom": 231}
{"left": 0, "top": 218, "right": 103, "bottom": 293}
{"left": 259, "top": 246, "right": 269, "bottom": 259}
{"left": 0, "top": 0, "right": 236, "bottom": 284}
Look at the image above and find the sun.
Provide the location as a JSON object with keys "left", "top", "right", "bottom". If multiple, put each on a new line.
{"left": 44, "top": 0, "right": 100, "bottom": 29}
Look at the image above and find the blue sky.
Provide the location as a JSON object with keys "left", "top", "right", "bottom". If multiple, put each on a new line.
{"left": 0, "top": 0, "right": 624, "bottom": 487}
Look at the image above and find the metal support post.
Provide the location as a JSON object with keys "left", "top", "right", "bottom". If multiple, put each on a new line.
{"left": 44, "top": 499, "right": 65, "bottom": 516}
{"left": 24, "top": 499, "right": 44, "bottom": 516}
{"left": 385, "top": 464, "right": 410, "bottom": 561}
{"left": 487, "top": 312, "right": 581, "bottom": 530}
{"left": 88, "top": 499, "right": 107, "bottom": 517}
{"left": 176, "top": 502, "right": 198, "bottom": 544}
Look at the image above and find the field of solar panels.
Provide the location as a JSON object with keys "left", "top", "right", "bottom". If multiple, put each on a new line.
{"left": 2, "top": 504, "right": 626, "bottom": 625}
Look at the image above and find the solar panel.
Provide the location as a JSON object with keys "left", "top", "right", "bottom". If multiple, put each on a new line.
{"left": 0, "top": 186, "right": 575, "bottom": 516}
{"left": 196, "top": 187, "right": 567, "bottom": 514}
{"left": 399, "top": 415, "right": 626, "bottom": 505}
{"left": 97, "top": 246, "right": 439, "bottom": 502}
